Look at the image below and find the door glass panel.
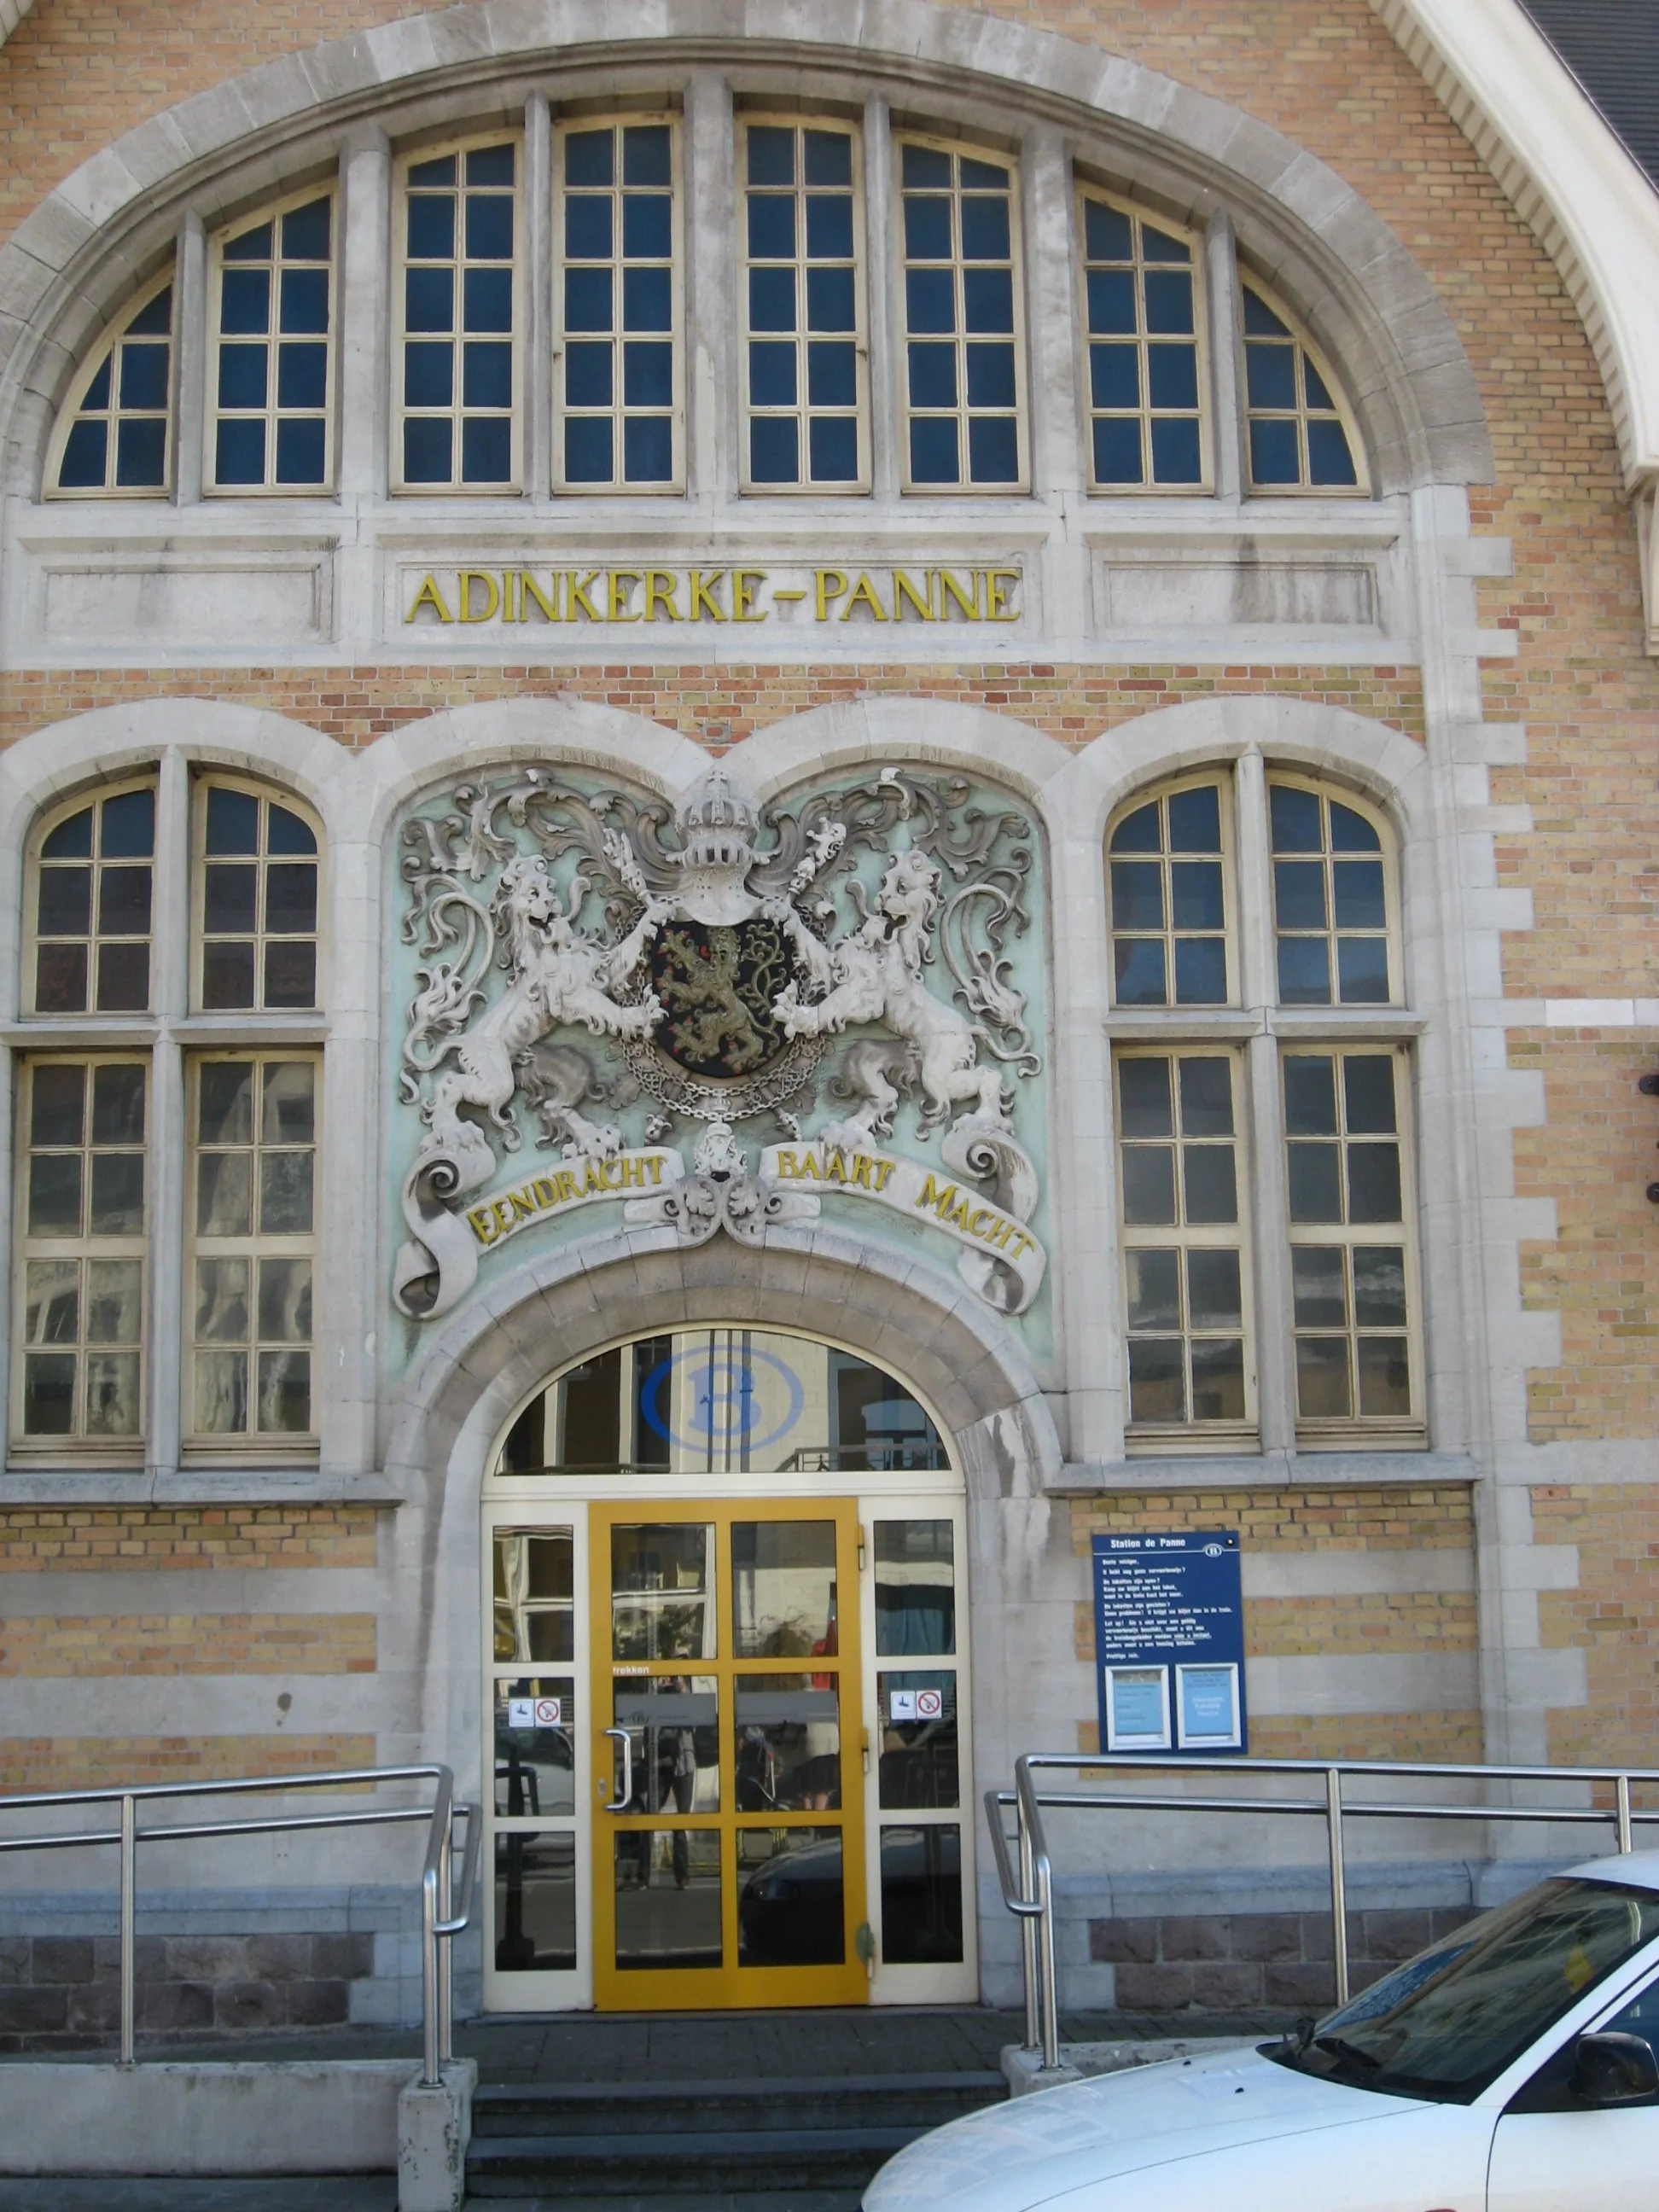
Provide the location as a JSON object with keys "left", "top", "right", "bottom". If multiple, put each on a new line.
{"left": 493, "top": 1676, "right": 574, "bottom": 1817}
{"left": 737, "top": 1828, "right": 845, "bottom": 1965}
{"left": 875, "top": 1520, "right": 956, "bottom": 1655}
{"left": 613, "top": 1674, "right": 720, "bottom": 1813}
{"left": 731, "top": 1520, "right": 838, "bottom": 1658}
{"left": 611, "top": 1523, "right": 716, "bottom": 1659}
{"left": 495, "top": 1831, "right": 575, "bottom": 1971}
{"left": 734, "top": 1675, "right": 840, "bottom": 1810}
{"left": 878, "top": 1669, "right": 959, "bottom": 1807}
{"left": 493, "top": 1530, "right": 573, "bottom": 1662}
{"left": 880, "top": 1822, "right": 963, "bottom": 1963}
{"left": 614, "top": 1831, "right": 722, "bottom": 1969}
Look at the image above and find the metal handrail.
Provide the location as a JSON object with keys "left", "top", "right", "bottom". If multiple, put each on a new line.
{"left": 0, "top": 1764, "right": 478, "bottom": 2086}
{"left": 986, "top": 1752, "right": 1659, "bottom": 2072}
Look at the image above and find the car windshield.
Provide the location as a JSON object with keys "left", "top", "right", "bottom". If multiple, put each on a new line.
{"left": 1270, "top": 1877, "right": 1659, "bottom": 2104}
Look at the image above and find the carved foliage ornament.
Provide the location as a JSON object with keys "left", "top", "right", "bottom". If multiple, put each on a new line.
{"left": 393, "top": 763, "right": 1047, "bottom": 1320}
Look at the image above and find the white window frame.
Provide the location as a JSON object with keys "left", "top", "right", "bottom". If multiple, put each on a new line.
{"left": 204, "top": 183, "right": 340, "bottom": 498}
{"left": 1282, "top": 1041, "right": 1425, "bottom": 1447}
{"left": 1105, "top": 771, "right": 1238, "bottom": 1011}
{"left": 25, "top": 778, "right": 159, "bottom": 1020}
{"left": 183, "top": 1048, "right": 322, "bottom": 1460}
{"left": 1239, "top": 271, "right": 1370, "bottom": 498}
{"left": 1267, "top": 774, "right": 1401, "bottom": 1011}
{"left": 1114, "top": 1045, "right": 1258, "bottom": 1452}
{"left": 11, "top": 1053, "right": 149, "bottom": 1462}
{"left": 1074, "top": 184, "right": 1213, "bottom": 497}
{"left": 391, "top": 132, "right": 526, "bottom": 497}
{"left": 191, "top": 775, "right": 323, "bottom": 1016}
{"left": 894, "top": 131, "right": 1029, "bottom": 497}
{"left": 551, "top": 111, "right": 686, "bottom": 498}
{"left": 736, "top": 112, "right": 870, "bottom": 497}
{"left": 44, "top": 265, "right": 178, "bottom": 501}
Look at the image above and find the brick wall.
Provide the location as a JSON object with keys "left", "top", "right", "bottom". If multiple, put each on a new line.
{"left": 0, "top": 1734, "right": 375, "bottom": 1792}
{"left": 0, "top": 1614, "right": 376, "bottom": 1676}
{"left": 1070, "top": 1488, "right": 1482, "bottom": 1763}
{"left": 0, "top": 1506, "right": 378, "bottom": 1572}
{"left": 1533, "top": 1484, "right": 1659, "bottom": 1766}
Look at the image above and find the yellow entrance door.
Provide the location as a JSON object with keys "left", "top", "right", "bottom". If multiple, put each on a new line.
{"left": 589, "top": 1499, "right": 868, "bottom": 2010}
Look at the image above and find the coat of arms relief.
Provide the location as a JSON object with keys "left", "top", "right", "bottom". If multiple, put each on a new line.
{"left": 392, "top": 763, "right": 1048, "bottom": 1322}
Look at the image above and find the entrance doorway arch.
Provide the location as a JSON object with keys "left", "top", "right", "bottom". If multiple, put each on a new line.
{"left": 482, "top": 1324, "right": 974, "bottom": 2011}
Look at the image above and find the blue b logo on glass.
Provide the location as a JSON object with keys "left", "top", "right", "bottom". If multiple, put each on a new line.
{"left": 637, "top": 1343, "right": 806, "bottom": 1457}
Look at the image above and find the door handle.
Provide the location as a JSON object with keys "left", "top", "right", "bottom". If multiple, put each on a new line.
{"left": 603, "top": 1725, "right": 632, "bottom": 1812}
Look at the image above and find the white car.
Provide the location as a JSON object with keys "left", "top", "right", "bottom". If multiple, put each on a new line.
{"left": 866, "top": 1851, "right": 1659, "bottom": 2212}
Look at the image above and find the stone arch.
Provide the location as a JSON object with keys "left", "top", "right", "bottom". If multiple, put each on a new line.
{"left": 377, "top": 1222, "right": 1062, "bottom": 1765}
{"left": 0, "top": 0, "right": 1489, "bottom": 497}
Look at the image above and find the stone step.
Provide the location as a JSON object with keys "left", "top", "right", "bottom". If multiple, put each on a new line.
{"left": 464, "top": 2125, "right": 926, "bottom": 2197}
{"left": 469, "top": 2070, "right": 1005, "bottom": 2138}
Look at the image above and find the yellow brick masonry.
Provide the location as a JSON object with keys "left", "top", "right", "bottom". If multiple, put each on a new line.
{"left": 0, "top": 1507, "right": 379, "bottom": 1572}
{"left": 1532, "top": 1485, "right": 1659, "bottom": 1766}
{"left": 1069, "top": 1487, "right": 1476, "bottom": 1552}
{"left": 0, "top": 1735, "right": 375, "bottom": 1794}
{"left": 1070, "top": 1487, "right": 1481, "bottom": 1762}
{"left": 0, "top": 1614, "right": 376, "bottom": 1676}
{"left": 1072, "top": 1588, "right": 1476, "bottom": 1662}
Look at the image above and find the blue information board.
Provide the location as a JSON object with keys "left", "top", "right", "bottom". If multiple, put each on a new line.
{"left": 1091, "top": 1531, "right": 1247, "bottom": 1757}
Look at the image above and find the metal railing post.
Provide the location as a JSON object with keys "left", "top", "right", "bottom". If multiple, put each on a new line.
{"left": 421, "top": 1851, "right": 440, "bottom": 2089}
{"left": 438, "top": 1807, "right": 455, "bottom": 2069}
{"left": 1617, "top": 1771, "right": 1634, "bottom": 1854}
{"left": 1018, "top": 1809, "right": 1039, "bottom": 2053}
{"left": 119, "top": 1793, "right": 137, "bottom": 2067}
{"left": 1325, "top": 1766, "right": 1349, "bottom": 2010}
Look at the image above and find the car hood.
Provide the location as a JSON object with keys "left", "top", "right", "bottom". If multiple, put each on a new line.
{"left": 864, "top": 2045, "right": 1419, "bottom": 2212}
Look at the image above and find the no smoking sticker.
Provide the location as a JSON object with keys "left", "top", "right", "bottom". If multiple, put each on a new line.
{"left": 506, "top": 1696, "right": 562, "bottom": 1729}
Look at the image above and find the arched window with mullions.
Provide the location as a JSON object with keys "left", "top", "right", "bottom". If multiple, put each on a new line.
{"left": 45, "top": 271, "right": 175, "bottom": 498}
{"left": 1240, "top": 276, "right": 1367, "bottom": 495}
{"left": 1268, "top": 778, "right": 1399, "bottom": 1008}
{"left": 1106, "top": 775, "right": 1235, "bottom": 1009}
{"left": 206, "top": 189, "right": 337, "bottom": 494}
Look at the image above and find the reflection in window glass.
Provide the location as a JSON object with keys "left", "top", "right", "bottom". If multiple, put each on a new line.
{"left": 738, "top": 1827, "right": 844, "bottom": 1965}
{"left": 493, "top": 1529, "right": 573, "bottom": 1662}
{"left": 1284, "top": 1049, "right": 1415, "bottom": 1429}
{"left": 615, "top": 1831, "right": 721, "bottom": 1969}
{"left": 742, "top": 119, "right": 864, "bottom": 489}
{"left": 15, "top": 1058, "right": 147, "bottom": 1445}
{"left": 53, "top": 280, "right": 174, "bottom": 494}
{"left": 1080, "top": 197, "right": 1204, "bottom": 489}
{"left": 879, "top": 1670, "right": 959, "bottom": 1808}
{"left": 1116, "top": 1052, "right": 1249, "bottom": 1431}
{"left": 610, "top": 1523, "right": 715, "bottom": 1662}
{"left": 731, "top": 1520, "right": 837, "bottom": 1659}
{"left": 399, "top": 140, "right": 518, "bottom": 489}
{"left": 1109, "top": 782, "right": 1228, "bottom": 1008}
{"left": 735, "top": 1675, "right": 840, "bottom": 1810}
{"left": 494, "top": 1831, "right": 575, "bottom": 1971}
{"left": 614, "top": 1675, "right": 720, "bottom": 1814}
{"left": 880, "top": 1824, "right": 963, "bottom": 1964}
{"left": 557, "top": 119, "right": 678, "bottom": 490}
{"left": 188, "top": 1056, "right": 317, "bottom": 1441}
{"left": 899, "top": 140, "right": 1023, "bottom": 489}
{"left": 1243, "top": 283, "right": 1360, "bottom": 492}
{"left": 875, "top": 1521, "right": 956, "bottom": 1656}
{"left": 210, "top": 197, "right": 334, "bottom": 491}
{"left": 1271, "top": 782, "right": 1393, "bottom": 1006}
{"left": 196, "top": 782, "right": 319, "bottom": 1011}
{"left": 493, "top": 1676, "right": 575, "bottom": 1818}
{"left": 32, "top": 785, "right": 155, "bottom": 1016}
